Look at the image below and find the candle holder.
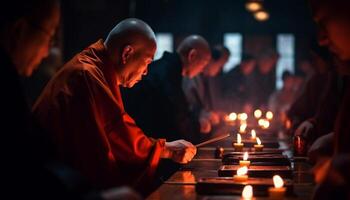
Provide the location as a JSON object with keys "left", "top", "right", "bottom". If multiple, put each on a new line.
{"left": 268, "top": 175, "right": 286, "bottom": 199}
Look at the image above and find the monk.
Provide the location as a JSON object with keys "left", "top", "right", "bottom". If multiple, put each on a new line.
{"left": 33, "top": 18, "right": 197, "bottom": 193}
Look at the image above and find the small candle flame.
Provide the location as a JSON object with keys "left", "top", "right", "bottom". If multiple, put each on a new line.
{"left": 263, "top": 120, "right": 270, "bottom": 129}
{"left": 237, "top": 166, "right": 248, "bottom": 176}
{"left": 266, "top": 111, "right": 273, "bottom": 120}
{"left": 251, "top": 129, "right": 256, "bottom": 139}
{"left": 237, "top": 133, "right": 242, "bottom": 144}
{"left": 238, "top": 113, "right": 248, "bottom": 121}
{"left": 242, "top": 185, "right": 253, "bottom": 199}
{"left": 228, "top": 112, "right": 237, "bottom": 121}
{"left": 240, "top": 123, "right": 247, "bottom": 133}
{"left": 256, "top": 137, "right": 261, "bottom": 145}
{"left": 243, "top": 152, "right": 248, "bottom": 161}
{"left": 254, "top": 109, "right": 262, "bottom": 118}
{"left": 273, "top": 175, "right": 284, "bottom": 188}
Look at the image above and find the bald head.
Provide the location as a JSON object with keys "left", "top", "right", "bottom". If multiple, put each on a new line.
{"left": 176, "top": 35, "right": 211, "bottom": 78}
{"left": 104, "top": 18, "right": 157, "bottom": 88}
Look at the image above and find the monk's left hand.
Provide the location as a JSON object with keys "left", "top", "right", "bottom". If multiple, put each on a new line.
{"left": 162, "top": 140, "right": 197, "bottom": 164}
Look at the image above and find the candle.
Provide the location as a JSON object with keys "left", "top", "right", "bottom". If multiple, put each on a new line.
{"left": 268, "top": 175, "right": 286, "bottom": 199}
{"left": 215, "top": 147, "right": 224, "bottom": 159}
{"left": 250, "top": 129, "right": 256, "bottom": 140}
{"left": 233, "top": 133, "right": 244, "bottom": 151}
{"left": 254, "top": 109, "right": 262, "bottom": 119}
{"left": 239, "top": 152, "right": 251, "bottom": 167}
{"left": 225, "top": 112, "right": 237, "bottom": 125}
{"left": 266, "top": 111, "right": 273, "bottom": 120}
{"left": 238, "top": 113, "right": 248, "bottom": 121}
{"left": 233, "top": 166, "right": 248, "bottom": 182}
{"left": 258, "top": 119, "right": 270, "bottom": 129}
{"left": 254, "top": 137, "right": 264, "bottom": 151}
{"left": 241, "top": 185, "right": 255, "bottom": 200}
{"left": 239, "top": 123, "right": 247, "bottom": 134}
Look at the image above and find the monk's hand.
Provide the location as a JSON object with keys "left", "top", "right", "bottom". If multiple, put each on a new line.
{"left": 295, "top": 120, "right": 314, "bottom": 138}
{"left": 162, "top": 140, "right": 197, "bottom": 164}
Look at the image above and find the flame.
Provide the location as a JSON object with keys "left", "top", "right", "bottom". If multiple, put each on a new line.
{"left": 266, "top": 111, "right": 274, "bottom": 120}
{"left": 273, "top": 175, "right": 284, "bottom": 188}
{"left": 228, "top": 112, "right": 237, "bottom": 121}
{"left": 242, "top": 185, "right": 253, "bottom": 199}
{"left": 256, "top": 137, "right": 261, "bottom": 145}
{"left": 263, "top": 120, "right": 270, "bottom": 129}
{"left": 243, "top": 152, "right": 248, "bottom": 161}
{"left": 237, "top": 133, "right": 242, "bottom": 144}
{"left": 237, "top": 166, "right": 248, "bottom": 176}
{"left": 246, "top": 1, "right": 262, "bottom": 12}
{"left": 240, "top": 123, "right": 247, "bottom": 133}
{"left": 251, "top": 129, "right": 256, "bottom": 139}
{"left": 254, "top": 109, "right": 262, "bottom": 118}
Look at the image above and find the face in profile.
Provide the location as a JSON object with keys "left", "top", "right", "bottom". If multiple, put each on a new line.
{"left": 186, "top": 50, "right": 211, "bottom": 78}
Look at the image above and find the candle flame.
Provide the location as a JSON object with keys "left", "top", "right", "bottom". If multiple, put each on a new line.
{"left": 273, "top": 175, "right": 284, "bottom": 188}
{"left": 228, "top": 112, "right": 237, "bottom": 121}
{"left": 243, "top": 152, "right": 248, "bottom": 161}
{"left": 256, "top": 137, "right": 261, "bottom": 145}
{"left": 254, "top": 109, "right": 262, "bottom": 118}
{"left": 251, "top": 129, "right": 256, "bottom": 139}
{"left": 263, "top": 120, "right": 270, "bottom": 129}
{"left": 266, "top": 111, "right": 273, "bottom": 120}
{"left": 237, "top": 133, "right": 242, "bottom": 144}
{"left": 242, "top": 185, "right": 253, "bottom": 199}
{"left": 237, "top": 166, "right": 248, "bottom": 176}
{"left": 240, "top": 123, "right": 247, "bottom": 133}
{"left": 238, "top": 113, "right": 248, "bottom": 121}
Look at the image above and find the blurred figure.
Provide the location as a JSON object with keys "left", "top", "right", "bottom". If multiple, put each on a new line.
{"left": 182, "top": 45, "right": 230, "bottom": 131}
{"left": 33, "top": 19, "right": 197, "bottom": 195}
{"left": 268, "top": 71, "right": 298, "bottom": 124}
{"left": 221, "top": 53, "right": 256, "bottom": 113}
{"left": 122, "top": 35, "right": 211, "bottom": 143}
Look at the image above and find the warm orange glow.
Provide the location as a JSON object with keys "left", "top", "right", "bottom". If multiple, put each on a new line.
{"left": 266, "top": 111, "right": 274, "bottom": 120}
{"left": 238, "top": 113, "right": 248, "bottom": 121}
{"left": 245, "top": 1, "right": 262, "bottom": 12}
{"left": 237, "top": 133, "right": 242, "bottom": 144}
{"left": 228, "top": 112, "right": 237, "bottom": 121}
{"left": 242, "top": 185, "right": 253, "bottom": 199}
{"left": 263, "top": 120, "right": 270, "bottom": 129}
{"left": 237, "top": 166, "right": 248, "bottom": 176}
{"left": 254, "top": 10, "right": 269, "bottom": 21}
{"left": 256, "top": 137, "right": 261, "bottom": 145}
{"left": 243, "top": 152, "right": 249, "bottom": 161}
{"left": 240, "top": 123, "right": 247, "bottom": 133}
{"left": 251, "top": 129, "right": 256, "bottom": 139}
{"left": 273, "top": 175, "right": 284, "bottom": 188}
{"left": 254, "top": 109, "right": 262, "bottom": 118}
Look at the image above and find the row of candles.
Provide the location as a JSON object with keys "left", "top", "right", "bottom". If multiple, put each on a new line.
{"left": 225, "top": 109, "right": 274, "bottom": 130}
{"left": 233, "top": 133, "right": 264, "bottom": 151}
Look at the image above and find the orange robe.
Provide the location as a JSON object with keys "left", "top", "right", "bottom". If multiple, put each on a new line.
{"left": 33, "top": 40, "right": 165, "bottom": 191}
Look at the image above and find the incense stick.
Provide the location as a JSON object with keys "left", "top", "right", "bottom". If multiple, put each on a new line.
{"left": 195, "top": 133, "right": 231, "bottom": 147}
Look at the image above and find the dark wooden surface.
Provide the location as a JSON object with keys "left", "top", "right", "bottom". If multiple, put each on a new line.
{"left": 147, "top": 125, "right": 315, "bottom": 200}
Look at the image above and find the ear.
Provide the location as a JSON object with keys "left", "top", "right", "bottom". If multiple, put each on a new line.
{"left": 121, "top": 45, "right": 134, "bottom": 64}
{"left": 187, "top": 49, "right": 197, "bottom": 63}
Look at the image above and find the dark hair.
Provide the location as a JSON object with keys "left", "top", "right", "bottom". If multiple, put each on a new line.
{"left": 241, "top": 53, "right": 255, "bottom": 62}
{"left": 211, "top": 45, "right": 230, "bottom": 61}
{"left": 282, "top": 70, "right": 293, "bottom": 81}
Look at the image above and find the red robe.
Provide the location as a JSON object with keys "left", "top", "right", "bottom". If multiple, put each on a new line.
{"left": 33, "top": 40, "right": 165, "bottom": 190}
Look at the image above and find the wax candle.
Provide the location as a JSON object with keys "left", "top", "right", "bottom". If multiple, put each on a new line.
{"left": 251, "top": 129, "right": 256, "bottom": 140}
{"left": 233, "top": 166, "right": 248, "bottom": 182}
{"left": 225, "top": 112, "right": 237, "bottom": 125}
{"left": 254, "top": 137, "right": 264, "bottom": 151}
{"left": 241, "top": 185, "right": 255, "bottom": 200}
{"left": 268, "top": 175, "right": 286, "bottom": 199}
{"left": 239, "top": 152, "right": 251, "bottom": 167}
{"left": 239, "top": 123, "right": 247, "bottom": 134}
{"left": 233, "top": 133, "right": 244, "bottom": 151}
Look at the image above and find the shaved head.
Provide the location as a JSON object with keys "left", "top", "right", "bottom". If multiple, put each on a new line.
{"left": 104, "top": 18, "right": 157, "bottom": 88}
{"left": 177, "top": 35, "right": 211, "bottom": 78}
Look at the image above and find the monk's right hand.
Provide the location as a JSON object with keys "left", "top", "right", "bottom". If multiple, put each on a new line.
{"left": 161, "top": 140, "right": 197, "bottom": 164}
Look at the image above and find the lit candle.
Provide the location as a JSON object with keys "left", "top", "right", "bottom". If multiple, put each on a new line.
{"left": 238, "top": 113, "right": 248, "bottom": 121}
{"left": 225, "top": 112, "right": 237, "bottom": 125}
{"left": 262, "top": 120, "right": 270, "bottom": 129}
{"left": 254, "top": 109, "right": 262, "bottom": 119}
{"left": 241, "top": 185, "right": 255, "bottom": 200}
{"left": 254, "top": 137, "right": 264, "bottom": 151}
{"left": 266, "top": 111, "right": 274, "bottom": 120}
{"left": 250, "top": 129, "right": 256, "bottom": 140}
{"left": 268, "top": 175, "right": 286, "bottom": 199}
{"left": 239, "top": 152, "right": 251, "bottom": 167}
{"left": 239, "top": 123, "right": 247, "bottom": 134}
{"left": 233, "top": 166, "right": 248, "bottom": 182}
{"left": 233, "top": 133, "right": 244, "bottom": 151}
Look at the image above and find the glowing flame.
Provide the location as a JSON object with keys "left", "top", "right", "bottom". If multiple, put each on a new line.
{"left": 245, "top": 1, "right": 262, "bottom": 12}
{"left": 262, "top": 120, "right": 270, "bottom": 129}
{"left": 240, "top": 123, "right": 247, "bottom": 133}
{"left": 243, "top": 152, "right": 249, "bottom": 161}
{"left": 266, "top": 111, "right": 274, "bottom": 120}
{"left": 273, "top": 175, "right": 284, "bottom": 188}
{"left": 237, "top": 166, "right": 248, "bottom": 176}
{"left": 228, "top": 112, "right": 237, "bottom": 121}
{"left": 237, "top": 133, "right": 242, "bottom": 144}
{"left": 254, "top": 109, "right": 262, "bottom": 118}
{"left": 251, "top": 129, "right": 256, "bottom": 139}
{"left": 254, "top": 10, "right": 269, "bottom": 21}
{"left": 238, "top": 113, "right": 248, "bottom": 121}
{"left": 256, "top": 137, "right": 261, "bottom": 145}
{"left": 242, "top": 185, "right": 253, "bottom": 199}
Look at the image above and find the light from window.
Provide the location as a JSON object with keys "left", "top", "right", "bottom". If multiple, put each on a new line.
{"left": 223, "top": 33, "right": 243, "bottom": 73}
{"left": 154, "top": 33, "right": 173, "bottom": 60}
{"left": 276, "top": 34, "right": 295, "bottom": 89}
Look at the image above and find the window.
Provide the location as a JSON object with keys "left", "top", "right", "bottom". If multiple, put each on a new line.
{"left": 276, "top": 34, "right": 295, "bottom": 89}
{"left": 223, "top": 33, "right": 243, "bottom": 73}
{"left": 154, "top": 33, "right": 173, "bottom": 60}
